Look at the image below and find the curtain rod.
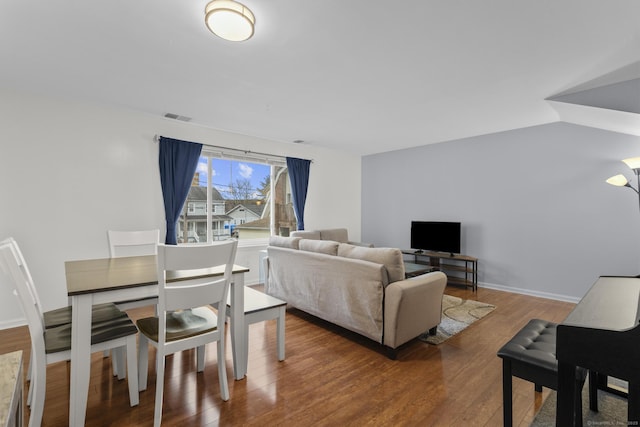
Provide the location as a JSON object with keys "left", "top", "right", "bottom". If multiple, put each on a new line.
{"left": 153, "top": 135, "right": 312, "bottom": 163}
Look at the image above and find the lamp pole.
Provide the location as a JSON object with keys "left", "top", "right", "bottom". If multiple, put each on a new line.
{"left": 634, "top": 169, "right": 640, "bottom": 212}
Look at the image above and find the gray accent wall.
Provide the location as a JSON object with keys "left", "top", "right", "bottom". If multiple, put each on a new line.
{"left": 362, "top": 122, "right": 640, "bottom": 301}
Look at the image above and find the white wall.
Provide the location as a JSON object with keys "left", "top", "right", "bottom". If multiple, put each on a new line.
{"left": 0, "top": 88, "right": 361, "bottom": 329}
{"left": 363, "top": 122, "right": 640, "bottom": 301}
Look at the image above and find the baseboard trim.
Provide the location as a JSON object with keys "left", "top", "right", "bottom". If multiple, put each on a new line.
{"left": 478, "top": 282, "right": 581, "bottom": 304}
{"left": 0, "top": 318, "right": 26, "bottom": 331}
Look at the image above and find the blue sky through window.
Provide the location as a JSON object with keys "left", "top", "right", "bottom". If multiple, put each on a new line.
{"left": 195, "top": 156, "right": 271, "bottom": 200}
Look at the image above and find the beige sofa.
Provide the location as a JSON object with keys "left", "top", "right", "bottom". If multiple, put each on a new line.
{"left": 264, "top": 235, "right": 447, "bottom": 356}
{"left": 290, "top": 228, "right": 373, "bottom": 247}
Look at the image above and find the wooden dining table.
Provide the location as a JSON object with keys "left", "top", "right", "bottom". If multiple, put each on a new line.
{"left": 65, "top": 255, "right": 250, "bottom": 427}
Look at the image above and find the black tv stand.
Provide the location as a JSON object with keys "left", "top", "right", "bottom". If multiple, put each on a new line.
{"left": 402, "top": 249, "right": 478, "bottom": 291}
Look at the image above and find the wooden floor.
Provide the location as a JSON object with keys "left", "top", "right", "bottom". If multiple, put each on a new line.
{"left": 0, "top": 285, "right": 575, "bottom": 426}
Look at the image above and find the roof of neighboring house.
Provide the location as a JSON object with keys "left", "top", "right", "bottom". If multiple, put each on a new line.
{"left": 236, "top": 216, "right": 270, "bottom": 230}
{"left": 178, "top": 214, "right": 232, "bottom": 221}
{"left": 226, "top": 202, "right": 266, "bottom": 217}
{"left": 187, "top": 187, "right": 267, "bottom": 217}
{"left": 186, "top": 186, "right": 224, "bottom": 202}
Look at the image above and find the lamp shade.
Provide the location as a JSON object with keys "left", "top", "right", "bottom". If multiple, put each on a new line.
{"left": 622, "top": 157, "right": 640, "bottom": 170}
{"left": 205, "top": 0, "right": 255, "bottom": 42}
{"left": 606, "top": 174, "right": 629, "bottom": 187}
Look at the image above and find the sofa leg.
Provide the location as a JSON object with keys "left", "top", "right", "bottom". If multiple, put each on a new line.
{"left": 385, "top": 347, "right": 397, "bottom": 360}
{"left": 429, "top": 326, "right": 438, "bottom": 336}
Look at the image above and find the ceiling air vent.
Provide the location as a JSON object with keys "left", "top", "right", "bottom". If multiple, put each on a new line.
{"left": 163, "top": 113, "right": 192, "bottom": 122}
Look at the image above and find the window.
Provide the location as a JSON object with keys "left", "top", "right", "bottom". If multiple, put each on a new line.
{"left": 176, "top": 151, "right": 297, "bottom": 243}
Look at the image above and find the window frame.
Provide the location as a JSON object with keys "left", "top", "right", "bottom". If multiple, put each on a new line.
{"left": 185, "top": 148, "right": 293, "bottom": 247}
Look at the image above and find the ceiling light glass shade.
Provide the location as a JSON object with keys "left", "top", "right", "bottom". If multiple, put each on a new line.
{"left": 622, "top": 157, "right": 640, "bottom": 170}
{"left": 205, "top": 0, "right": 255, "bottom": 42}
{"left": 606, "top": 174, "right": 629, "bottom": 187}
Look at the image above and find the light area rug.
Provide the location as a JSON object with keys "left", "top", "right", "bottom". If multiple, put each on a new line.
{"left": 418, "top": 294, "right": 496, "bottom": 345}
{"left": 531, "top": 379, "right": 627, "bottom": 426}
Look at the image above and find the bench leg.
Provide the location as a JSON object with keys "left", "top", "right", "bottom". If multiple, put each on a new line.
{"left": 502, "top": 359, "right": 513, "bottom": 427}
{"left": 589, "top": 370, "right": 598, "bottom": 412}
{"left": 574, "top": 370, "right": 584, "bottom": 427}
{"left": 628, "top": 381, "right": 640, "bottom": 425}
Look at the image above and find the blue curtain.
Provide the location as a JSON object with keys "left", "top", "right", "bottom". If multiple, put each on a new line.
{"left": 159, "top": 137, "right": 203, "bottom": 244}
{"left": 286, "top": 157, "right": 311, "bottom": 230}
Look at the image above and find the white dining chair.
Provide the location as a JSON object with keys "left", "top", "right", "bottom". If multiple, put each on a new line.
{"left": 6, "top": 236, "right": 132, "bottom": 408}
{"left": 108, "top": 229, "right": 160, "bottom": 311}
{"left": 106, "top": 229, "right": 160, "bottom": 375}
{"left": 137, "top": 241, "right": 238, "bottom": 427}
{"left": 0, "top": 238, "right": 140, "bottom": 427}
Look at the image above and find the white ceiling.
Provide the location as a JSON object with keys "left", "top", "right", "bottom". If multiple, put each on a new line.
{"left": 2, "top": 1, "right": 639, "bottom": 155}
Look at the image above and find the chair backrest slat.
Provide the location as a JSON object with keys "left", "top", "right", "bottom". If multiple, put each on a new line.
{"left": 164, "top": 277, "right": 228, "bottom": 312}
{"left": 108, "top": 229, "right": 160, "bottom": 258}
{"left": 157, "top": 241, "right": 237, "bottom": 314}
{"left": 0, "top": 238, "right": 46, "bottom": 353}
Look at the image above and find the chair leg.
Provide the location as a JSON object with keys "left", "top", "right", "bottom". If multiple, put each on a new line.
{"left": 277, "top": 306, "right": 285, "bottom": 361}
{"left": 138, "top": 335, "right": 149, "bottom": 392}
{"left": 114, "top": 347, "right": 126, "bottom": 380}
{"left": 107, "top": 350, "right": 118, "bottom": 377}
{"left": 125, "top": 336, "right": 139, "bottom": 407}
{"left": 27, "top": 378, "right": 33, "bottom": 407}
{"left": 29, "top": 357, "right": 47, "bottom": 427}
{"left": 26, "top": 351, "right": 32, "bottom": 382}
{"left": 27, "top": 345, "right": 34, "bottom": 407}
{"left": 502, "top": 359, "right": 513, "bottom": 427}
{"left": 197, "top": 345, "right": 205, "bottom": 372}
{"left": 154, "top": 353, "right": 166, "bottom": 427}
{"left": 217, "top": 340, "right": 229, "bottom": 401}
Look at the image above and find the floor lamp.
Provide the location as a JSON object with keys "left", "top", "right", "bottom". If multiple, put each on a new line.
{"left": 606, "top": 157, "right": 640, "bottom": 211}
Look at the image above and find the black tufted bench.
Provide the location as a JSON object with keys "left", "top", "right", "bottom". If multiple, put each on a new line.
{"left": 497, "top": 319, "right": 595, "bottom": 427}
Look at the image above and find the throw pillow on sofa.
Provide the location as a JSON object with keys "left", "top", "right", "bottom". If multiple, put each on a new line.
{"left": 269, "top": 236, "right": 302, "bottom": 249}
{"left": 299, "top": 239, "right": 339, "bottom": 256}
{"left": 337, "top": 244, "right": 405, "bottom": 283}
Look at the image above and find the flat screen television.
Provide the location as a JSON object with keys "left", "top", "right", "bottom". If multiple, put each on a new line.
{"left": 410, "top": 221, "right": 461, "bottom": 255}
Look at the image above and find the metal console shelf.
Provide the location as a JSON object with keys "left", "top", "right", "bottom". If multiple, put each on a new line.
{"left": 402, "top": 250, "right": 478, "bottom": 291}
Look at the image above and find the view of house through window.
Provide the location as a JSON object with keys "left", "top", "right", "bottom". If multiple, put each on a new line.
{"left": 177, "top": 153, "right": 297, "bottom": 243}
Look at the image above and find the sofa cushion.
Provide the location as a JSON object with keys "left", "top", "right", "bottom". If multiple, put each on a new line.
{"left": 269, "top": 236, "right": 302, "bottom": 249}
{"left": 338, "top": 244, "right": 405, "bottom": 283}
{"left": 318, "top": 228, "right": 349, "bottom": 243}
{"left": 299, "top": 239, "right": 339, "bottom": 256}
{"left": 290, "top": 230, "right": 321, "bottom": 240}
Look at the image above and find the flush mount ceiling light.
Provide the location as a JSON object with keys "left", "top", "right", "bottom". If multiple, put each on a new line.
{"left": 205, "top": 0, "right": 255, "bottom": 42}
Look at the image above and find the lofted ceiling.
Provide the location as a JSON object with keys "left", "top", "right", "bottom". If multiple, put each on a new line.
{"left": 1, "top": 1, "right": 639, "bottom": 155}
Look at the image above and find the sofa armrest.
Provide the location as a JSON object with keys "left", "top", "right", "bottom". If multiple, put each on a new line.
{"left": 383, "top": 271, "right": 447, "bottom": 348}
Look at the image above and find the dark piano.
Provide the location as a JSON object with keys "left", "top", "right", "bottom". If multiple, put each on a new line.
{"left": 556, "top": 276, "right": 640, "bottom": 426}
